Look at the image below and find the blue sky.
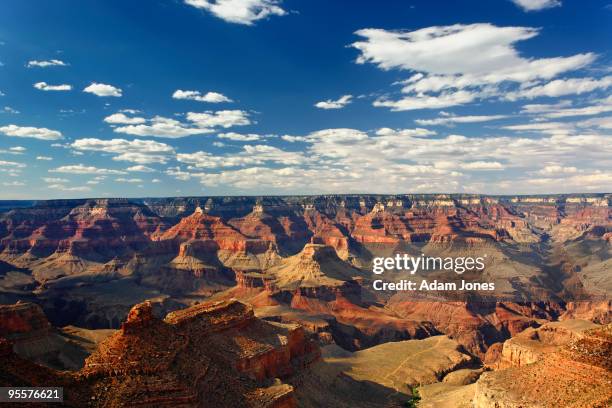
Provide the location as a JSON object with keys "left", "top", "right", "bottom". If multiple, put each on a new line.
{"left": 0, "top": 0, "right": 611, "bottom": 199}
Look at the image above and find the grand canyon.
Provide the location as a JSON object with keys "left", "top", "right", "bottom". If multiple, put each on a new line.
{"left": 0, "top": 193, "right": 610, "bottom": 407}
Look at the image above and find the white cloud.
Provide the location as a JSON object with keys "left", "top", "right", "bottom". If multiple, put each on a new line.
{"left": 48, "top": 184, "right": 91, "bottom": 192}
{"left": 111, "top": 110, "right": 250, "bottom": 138}
{"left": 115, "top": 177, "right": 143, "bottom": 183}
{"left": 43, "top": 177, "right": 69, "bottom": 183}
{"left": 71, "top": 138, "right": 174, "bottom": 164}
{"left": 281, "top": 135, "right": 307, "bottom": 142}
{"left": 415, "top": 114, "right": 508, "bottom": 126}
{"left": 172, "top": 90, "right": 233, "bottom": 103}
{"left": 433, "top": 160, "right": 505, "bottom": 170}
{"left": 511, "top": 0, "right": 561, "bottom": 12}
{"left": 83, "top": 82, "right": 122, "bottom": 97}
{"left": 502, "top": 121, "right": 574, "bottom": 135}
{"left": 151, "top": 178, "right": 161, "bottom": 183}
{"left": 33, "top": 82, "right": 72, "bottom": 91}
{"left": 506, "top": 76, "right": 612, "bottom": 100}
{"left": 218, "top": 132, "right": 261, "bottom": 141}
{"left": 126, "top": 165, "right": 155, "bottom": 172}
{"left": 375, "top": 127, "right": 436, "bottom": 137}
{"left": 352, "top": 24, "right": 591, "bottom": 81}
{"left": 0, "top": 124, "right": 62, "bottom": 140}
{"left": 0, "top": 160, "right": 26, "bottom": 168}
{"left": 461, "top": 161, "right": 505, "bottom": 170}
{"left": 524, "top": 171, "right": 612, "bottom": 191}
{"left": 520, "top": 100, "right": 573, "bottom": 114}
{"left": 373, "top": 90, "right": 477, "bottom": 111}
{"left": 9, "top": 146, "right": 26, "bottom": 152}
{"left": 3, "top": 181, "right": 25, "bottom": 186}
{"left": 50, "top": 164, "right": 127, "bottom": 175}
{"left": 177, "top": 144, "right": 304, "bottom": 169}
{"left": 522, "top": 97, "right": 612, "bottom": 119}
{"left": 315, "top": 95, "right": 353, "bottom": 109}
{"left": 537, "top": 164, "right": 578, "bottom": 175}
{"left": 104, "top": 113, "right": 146, "bottom": 124}
{"left": 186, "top": 110, "right": 251, "bottom": 128}
{"left": 577, "top": 116, "right": 612, "bottom": 130}
{"left": 352, "top": 23, "right": 595, "bottom": 110}
{"left": 2, "top": 106, "right": 19, "bottom": 114}
{"left": 36, "top": 156, "right": 53, "bottom": 160}
{"left": 27, "top": 59, "right": 67, "bottom": 68}
{"left": 113, "top": 116, "right": 212, "bottom": 138}
{"left": 184, "top": 0, "right": 286, "bottom": 25}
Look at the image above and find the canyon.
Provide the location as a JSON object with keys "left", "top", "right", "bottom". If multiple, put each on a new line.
{"left": 0, "top": 193, "right": 610, "bottom": 406}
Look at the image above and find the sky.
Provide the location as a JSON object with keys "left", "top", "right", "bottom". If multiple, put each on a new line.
{"left": 0, "top": 0, "right": 611, "bottom": 199}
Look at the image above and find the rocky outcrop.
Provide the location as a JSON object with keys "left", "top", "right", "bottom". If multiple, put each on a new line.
{"left": 0, "top": 301, "right": 51, "bottom": 339}
{"left": 496, "top": 319, "right": 599, "bottom": 368}
{"left": 473, "top": 323, "right": 612, "bottom": 408}
{"left": 0, "top": 301, "right": 112, "bottom": 371}
{"left": 0, "top": 299, "right": 320, "bottom": 407}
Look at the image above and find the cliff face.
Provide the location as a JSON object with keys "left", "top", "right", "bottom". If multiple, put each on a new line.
{"left": 0, "top": 301, "right": 51, "bottom": 340}
{"left": 473, "top": 323, "right": 612, "bottom": 408}
{"left": 0, "top": 194, "right": 610, "bottom": 359}
{"left": 0, "top": 299, "right": 320, "bottom": 407}
{"left": 1, "top": 195, "right": 609, "bottom": 285}
{"left": 0, "top": 301, "right": 113, "bottom": 371}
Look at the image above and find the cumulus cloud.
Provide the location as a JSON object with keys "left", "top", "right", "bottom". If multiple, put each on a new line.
{"left": 501, "top": 121, "right": 575, "bottom": 135}
{"left": 126, "top": 165, "right": 155, "bottom": 172}
{"left": 521, "top": 97, "right": 612, "bottom": 119}
{"left": 434, "top": 160, "right": 505, "bottom": 170}
{"left": 186, "top": 110, "right": 251, "bottom": 128}
{"left": 172, "top": 90, "right": 233, "bottom": 103}
{"left": 415, "top": 114, "right": 508, "bottom": 126}
{"left": 50, "top": 164, "right": 127, "bottom": 175}
{"left": 42, "top": 177, "right": 69, "bottom": 183}
{"left": 0, "top": 124, "right": 62, "bottom": 140}
{"left": 314, "top": 95, "right": 353, "bottom": 109}
{"left": 166, "top": 121, "right": 612, "bottom": 194}
{"left": 104, "top": 113, "right": 146, "bottom": 124}
{"left": 352, "top": 23, "right": 595, "bottom": 110}
{"left": 3, "top": 181, "right": 25, "bottom": 186}
{"left": 511, "top": 0, "right": 561, "bottom": 12}
{"left": 537, "top": 164, "right": 578, "bottom": 175}
{"left": 115, "top": 177, "right": 143, "bottom": 183}
{"left": 505, "top": 76, "right": 612, "bottom": 100}
{"left": 27, "top": 59, "right": 67, "bottom": 68}
{"left": 112, "top": 116, "right": 210, "bottom": 138}
{"left": 281, "top": 135, "right": 308, "bottom": 142}
{"left": 33, "top": 82, "right": 72, "bottom": 91}
{"left": 218, "top": 132, "right": 261, "bottom": 141}
{"left": 0, "top": 160, "right": 26, "bottom": 168}
{"left": 177, "top": 144, "right": 304, "bottom": 169}
{"left": 375, "top": 128, "right": 436, "bottom": 137}
{"left": 71, "top": 138, "right": 174, "bottom": 164}
{"left": 36, "top": 156, "right": 53, "bottom": 160}
{"left": 3, "top": 106, "right": 19, "bottom": 114}
{"left": 374, "top": 91, "right": 477, "bottom": 111}
{"left": 47, "top": 184, "right": 91, "bottom": 192}
{"left": 352, "top": 24, "right": 590, "bottom": 81}
{"left": 184, "top": 0, "right": 286, "bottom": 25}
{"left": 111, "top": 110, "right": 251, "bottom": 138}
{"left": 83, "top": 82, "right": 122, "bottom": 97}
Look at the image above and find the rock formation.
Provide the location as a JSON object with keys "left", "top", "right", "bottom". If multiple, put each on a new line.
{"left": 0, "top": 299, "right": 320, "bottom": 407}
